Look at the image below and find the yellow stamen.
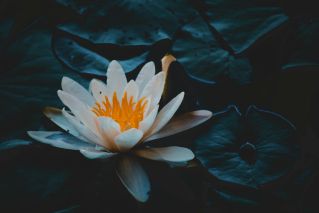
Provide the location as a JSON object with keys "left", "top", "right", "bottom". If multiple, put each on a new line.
{"left": 92, "top": 92, "right": 148, "bottom": 131}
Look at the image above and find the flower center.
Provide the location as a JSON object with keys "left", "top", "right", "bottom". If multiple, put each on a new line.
{"left": 92, "top": 92, "right": 148, "bottom": 131}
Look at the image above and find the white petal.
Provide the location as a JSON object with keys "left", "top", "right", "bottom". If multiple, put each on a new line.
{"left": 57, "top": 90, "right": 98, "bottom": 135}
{"left": 62, "top": 108, "right": 105, "bottom": 147}
{"left": 114, "top": 128, "right": 143, "bottom": 152}
{"left": 80, "top": 148, "right": 116, "bottom": 159}
{"left": 124, "top": 80, "right": 139, "bottom": 102}
{"left": 145, "top": 92, "right": 184, "bottom": 139}
{"left": 145, "top": 110, "right": 212, "bottom": 142}
{"left": 96, "top": 117, "right": 121, "bottom": 151}
{"left": 61, "top": 77, "right": 95, "bottom": 106}
{"left": 142, "top": 96, "right": 152, "bottom": 117}
{"left": 135, "top": 62, "right": 155, "bottom": 92}
{"left": 43, "top": 107, "right": 86, "bottom": 141}
{"left": 27, "top": 131, "right": 94, "bottom": 150}
{"left": 134, "top": 146, "right": 194, "bottom": 162}
{"left": 89, "top": 79, "right": 111, "bottom": 103}
{"left": 116, "top": 156, "right": 150, "bottom": 202}
{"left": 106, "top": 60, "right": 127, "bottom": 100}
{"left": 161, "top": 55, "right": 176, "bottom": 75}
{"left": 140, "top": 71, "right": 165, "bottom": 110}
{"left": 139, "top": 105, "right": 159, "bottom": 134}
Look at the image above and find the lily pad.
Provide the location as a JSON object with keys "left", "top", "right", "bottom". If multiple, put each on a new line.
{"left": 0, "top": 139, "right": 32, "bottom": 151}
{"left": 0, "top": 144, "right": 74, "bottom": 212}
{"left": 194, "top": 105, "right": 299, "bottom": 188}
{"left": 56, "top": 0, "right": 197, "bottom": 45}
{"left": 202, "top": 0, "right": 288, "bottom": 54}
{"left": 52, "top": 31, "right": 155, "bottom": 77}
{"left": 172, "top": 17, "right": 252, "bottom": 85}
{"left": 215, "top": 189, "right": 258, "bottom": 206}
{"left": 0, "top": 19, "right": 13, "bottom": 49}
{"left": 0, "top": 26, "right": 88, "bottom": 140}
{"left": 281, "top": 17, "right": 319, "bottom": 70}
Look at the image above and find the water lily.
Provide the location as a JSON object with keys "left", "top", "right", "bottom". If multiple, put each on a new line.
{"left": 28, "top": 56, "right": 212, "bottom": 202}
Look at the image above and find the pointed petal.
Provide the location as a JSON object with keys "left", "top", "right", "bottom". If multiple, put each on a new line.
{"left": 57, "top": 90, "right": 98, "bottom": 135}
{"left": 62, "top": 108, "right": 105, "bottom": 147}
{"left": 61, "top": 77, "right": 95, "bottom": 106}
{"left": 107, "top": 60, "right": 127, "bottom": 100}
{"left": 116, "top": 156, "right": 150, "bottom": 202}
{"left": 134, "top": 146, "right": 194, "bottom": 162}
{"left": 161, "top": 55, "right": 176, "bottom": 76}
{"left": 145, "top": 110, "right": 212, "bottom": 142}
{"left": 135, "top": 62, "right": 155, "bottom": 92}
{"left": 114, "top": 128, "right": 143, "bottom": 152}
{"left": 80, "top": 148, "right": 116, "bottom": 159}
{"left": 89, "top": 79, "right": 111, "bottom": 103}
{"left": 139, "top": 105, "right": 159, "bottom": 134}
{"left": 27, "top": 131, "right": 94, "bottom": 150}
{"left": 124, "top": 80, "right": 139, "bottom": 102}
{"left": 140, "top": 71, "right": 165, "bottom": 110}
{"left": 43, "top": 107, "right": 85, "bottom": 141}
{"left": 145, "top": 92, "right": 184, "bottom": 139}
{"left": 96, "top": 117, "right": 121, "bottom": 151}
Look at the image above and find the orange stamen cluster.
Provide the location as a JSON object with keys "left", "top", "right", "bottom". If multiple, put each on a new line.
{"left": 92, "top": 92, "right": 148, "bottom": 131}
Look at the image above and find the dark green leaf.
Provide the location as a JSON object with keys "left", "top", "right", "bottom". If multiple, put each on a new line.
{"left": 0, "top": 26, "right": 87, "bottom": 140}
{"left": 52, "top": 32, "right": 151, "bottom": 77}
{"left": 0, "top": 139, "right": 32, "bottom": 151}
{"left": 194, "top": 105, "right": 299, "bottom": 188}
{"left": 282, "top": 18, "right": 319, "bottom": 70}
{"left": 202, "top": 0, "right": 288, "bottom": 54}
{"left": 56, "top": 0, "right": 197, "bottom": 45}
{"left": 172, "top": 17, "right": 252, "bottom": 85}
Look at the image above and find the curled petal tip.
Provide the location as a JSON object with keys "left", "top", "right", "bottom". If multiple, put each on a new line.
{"left": 161, "top": 54, "right": 176, "bottom": 73}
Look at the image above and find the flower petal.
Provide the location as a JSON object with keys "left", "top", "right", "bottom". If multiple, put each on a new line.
{"left": 145, "top": 92, "right": 184, "bottom": 139}
{"left": 62, "top": 108, "right": 105, "bottom": 147}
{"left": 61, "top": 77, "right": 95, "bottom": 106}
{"left": 134, "top": 146, "right": 194, "bottom": 162}
{"left": 43, "top": 107, "right": 85, "bottom": 141}
{"left": 89, "top": 79, "right": 111, "bottom": 103}
{"left": 96, "top": 117, "right": 121, "bottom": 151}
{"left": 27, "top": 131, "right": 94, "bottom": 150}
{"left": 124, "top": 80, "right": 139, "bottom": 102}
{"left": 114, "top": 128, "right": 143, "bottom": 152}
{"left": 80, "top": 148, "right": 116, "bottom": 159}
{"left": 116, "top": 156, "right": 150, "bottom": 202}
{"left": 139, "top": 105, "right": 159, "bottom": 134}
{"left": 106, "top": 60, "right": 127, "bottom": 100}
{"left": 145, "top": 110, "right": 212, "bottom": 142}
{"left": 135, "top": 61, "right": 155, "bottom": 92}
{"left": 161, "top": 54, "right": 176, "bottom": 76}
{"left": 57, "top": 90, "right": 98, "bottom": 135}
{"left": 140, "top": 71, "right": 165, "bottom": 110}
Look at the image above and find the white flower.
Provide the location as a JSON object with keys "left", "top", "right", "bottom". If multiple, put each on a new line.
{"left": 28, "top": 56, "right": 212, "bottom": 202}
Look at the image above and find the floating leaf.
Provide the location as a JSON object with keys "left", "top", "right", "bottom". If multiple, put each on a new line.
{"left": 172, "top": 17, "right": 252, "bottom": 85}
{"left": 0, "top": 139, "right": 32, "bottom": 151}
{"left": 52, "top": 32, "right": 151, "bottom": 77}
{"left": 0, "top": 27, "right": 87, "bottom": 140}
{"left": 194, "top": 105, "right": 299, "bottom": 188}
{"left": 202, "top": 0, "right": 288, "bottom": 54}
{"left": 281, "top": 17, "right": 319, "bottom": 70}
{"left": 56, "top": 0, "right": 197, "bottom": 45}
